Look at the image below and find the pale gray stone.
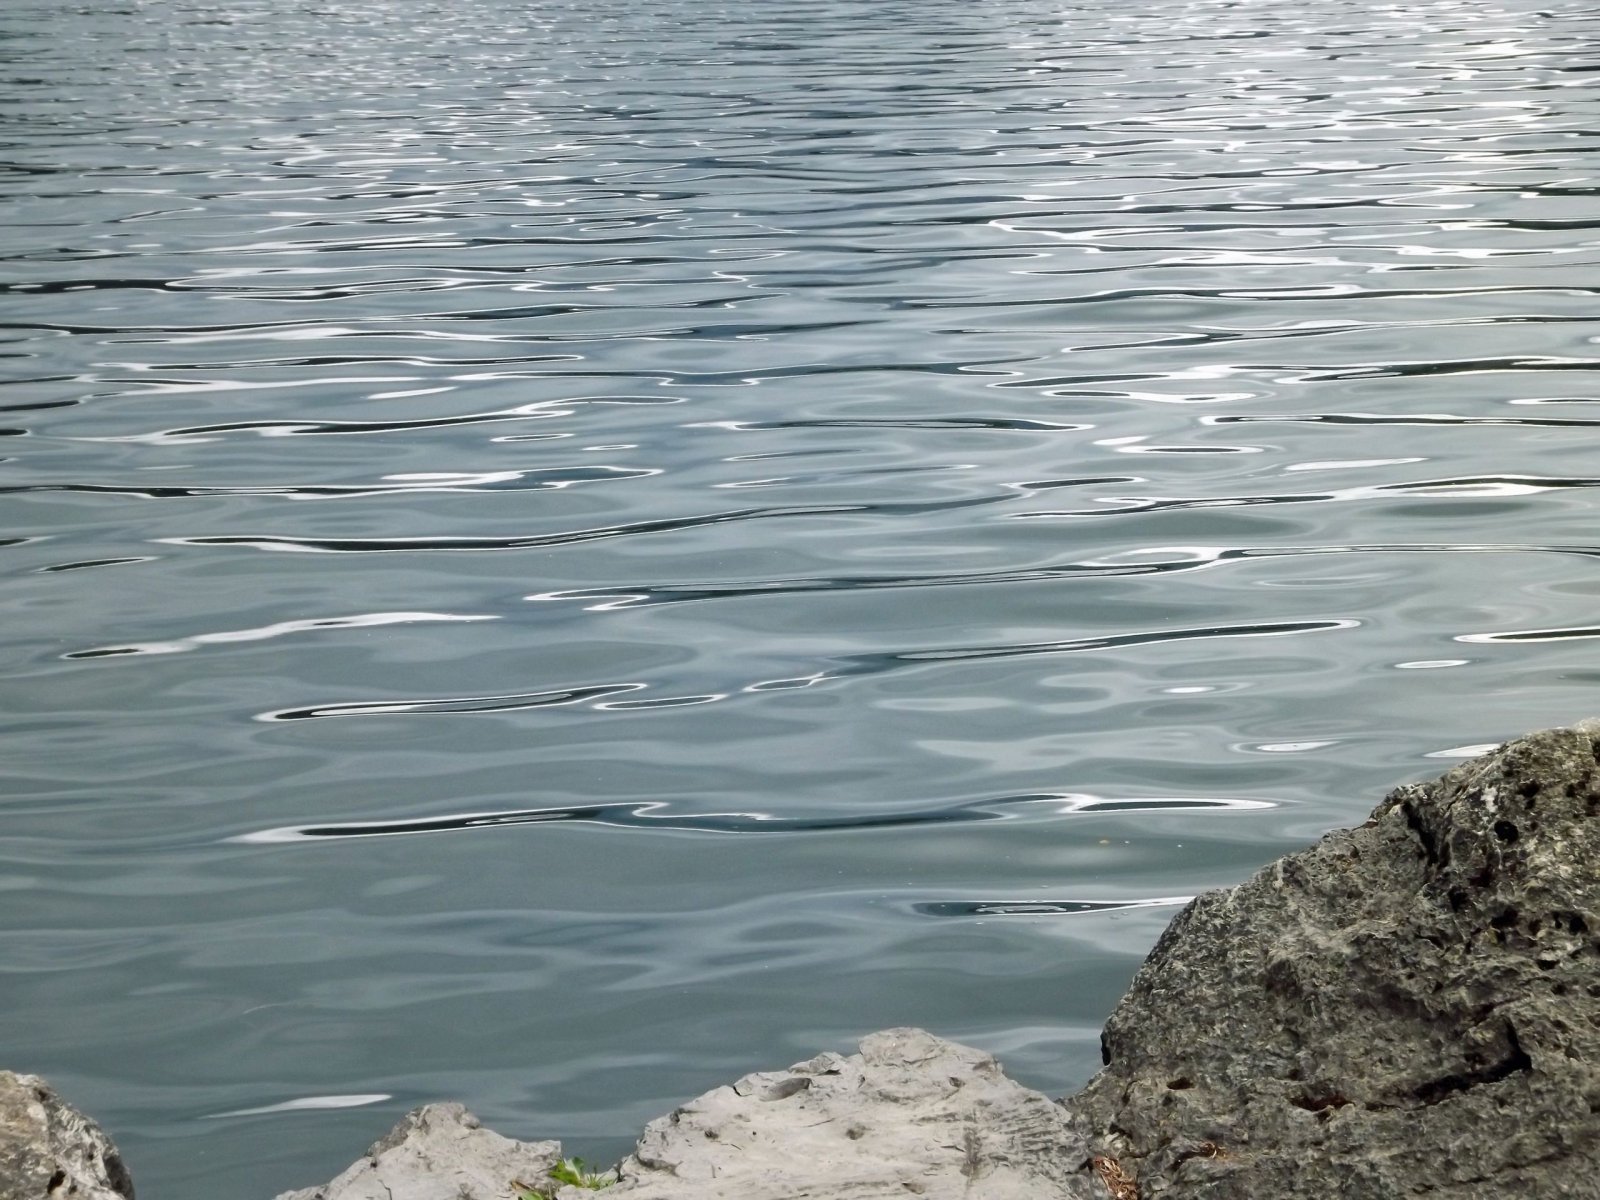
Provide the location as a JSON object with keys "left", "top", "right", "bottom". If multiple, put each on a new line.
{"left": 271, "top": 1102, "right": 560, "bottom": 1200}
{"left": 267, "top": 1032, "right": 1103, "bottom": 1200}
{"left": 0, "top": 1071, "right": 133, "bottom": 1200}
{"left": 607, "top": 1027, "right": 1098, "bottom": 1200}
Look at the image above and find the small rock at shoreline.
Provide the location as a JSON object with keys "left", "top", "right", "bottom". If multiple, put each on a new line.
{"left": 0, "top": 1072, "right": 133, "bottom": 1200}
{"left": 606, "top": 1026, "right": 1091, "bottom": 1199}
{"left": 272, "top": 1102, "right": 560, "bottom": 1200}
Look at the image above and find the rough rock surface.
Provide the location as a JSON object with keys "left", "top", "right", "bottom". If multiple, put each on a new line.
{"left": 0, "top": 1071, "right": 133, "bottom": 1200}
{"left": 1063, "top": 722, "right": 1600, "bottom": 1198}
{"left": 272, "top": 1102, "right": 560, "bottom": 1200}
{"left": 605, "top": 1027, "right": 1097, "bottom": 1199}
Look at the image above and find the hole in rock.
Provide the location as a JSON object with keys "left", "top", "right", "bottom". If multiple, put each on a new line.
{"left": 1290, "top": 1091, "right": 1351, "bottom": 1113}
{"left": 1491, "top": 907, "right": 1520, "bottom": 931}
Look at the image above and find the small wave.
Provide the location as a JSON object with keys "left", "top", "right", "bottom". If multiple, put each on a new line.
{"left": 160, "top": 497, "right": 1000, "bottom": 554}
{"left": 76, "top": 394, "right": 680, "bottom": 444}
{"left": 909, "top": 897, "right": 1192, "bottom": 918}
{"left": 202, "top": 1094, "right": 391, "bottom": 1120}
{"left": 1457, "top": 626, "right": 1600, "bottom": 644}
{"left": 1012, "top": 475, "right": 1600, "bottom": 519}
{"left": 232, "top": 793, "right": 1273, "bottom": 844}
{"left": 1208, "top": 412, "right": 1600, "bottom": 430}
{"left": 529, "top": 541, "right": 1600, "bottom": 610}
{"left": 65, "top": 611, "right": 496, "bottom": 660}
{"left": 252, "top": 620, "right": 1354, "bottom": 721}
{"left": 5, "top": 467, "right": 655, "bottom": 500}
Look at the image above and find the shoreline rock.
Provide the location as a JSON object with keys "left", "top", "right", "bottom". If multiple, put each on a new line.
{"left": 0, "top": 1072, "right": 134, "bottom": 1200}
{"left": 1061, "top": 718, "right": 1600, "bottom": 1196}
{"left": 605, "top": 1027, "right": 1089, "bottom": 1199}
{"left": 274, "top": 1104, "right": 562, "bottom": 1200}
{"left": 13, "top": 724, "right": 1600, "bottom": 1199}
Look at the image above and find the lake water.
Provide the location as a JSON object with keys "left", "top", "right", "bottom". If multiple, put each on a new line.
{"left": 3, "top": 0, "right": 1599, "bottom": 1193}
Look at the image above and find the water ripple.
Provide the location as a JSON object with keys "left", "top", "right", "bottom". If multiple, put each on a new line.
{"left": 65, "top": 612, "right": 496, "bottom": 660}
{"left": 234, "top": 793, "right": 1273, "bottom": 844}
{"left": 1014, "top": 475, "right": 1600, "bottom": 519}
{"left": 160, "top": 498, "right": 998, "bottom": 554}
{"left": 6, "top": 0, "right": 1600, "bottom": 1192}
{"left": 531, "top": 542, "right": 1600, "bottom": 610}
{"left": 909, "top": 898, "right": 1192, "bottom": 919}
{"left": 256, "top": 619, "right": 1355, "bottom": 722}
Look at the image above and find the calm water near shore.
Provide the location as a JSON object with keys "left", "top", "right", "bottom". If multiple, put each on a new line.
{"left": 4, "top": 0, "right": 1599, "bottom": 1192}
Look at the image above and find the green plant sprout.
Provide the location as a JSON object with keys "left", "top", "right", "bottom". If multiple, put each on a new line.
{"left": 514, "top": 1156, "right": 614, "bottom": 1199}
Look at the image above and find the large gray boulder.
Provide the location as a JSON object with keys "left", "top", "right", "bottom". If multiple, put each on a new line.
{"left": 1063, "top": 722, "right": 1600, "bottom": 1197}
{"left": 0, "top": 1072, "right": 133, "bottom": 1200}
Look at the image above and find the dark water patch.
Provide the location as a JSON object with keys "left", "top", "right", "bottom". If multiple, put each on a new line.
{"left": 39, "top": 556, "right": 155, "bottom": 574}
{"left": 0, "top": 397, "right": 79, "bottom": 413}
{"left": 0, "top": 277, "right": 208, "bottom": 297}
{"left": 1458, "top": 627, "right": 1600, "bottom": 645}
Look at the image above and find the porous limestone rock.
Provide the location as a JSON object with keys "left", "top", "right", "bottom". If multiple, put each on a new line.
{"left": 272, "top": 1102, "right": 561, "bottom": 1200}
{"left": 0, "top": 1071, "right": 133, "bottom": 1200}
{"left": 605, "top": 1027, "right": 1098, "bottom": 1199}
{"left": 1062, "top": 722, "right": 1600, "bottom": 1198}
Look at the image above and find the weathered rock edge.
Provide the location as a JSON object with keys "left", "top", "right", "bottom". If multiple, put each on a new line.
{"left": 0, "top": 1071, "right": 134, "bottom": 1200}
{"left": 1064, "top": 720, "right": 1600, "bottom": 1198}
{"left": 14, "top": 725, "right": 1600, "bottom": 1199}
{"left": 274, "top": 1103, "right": 563, "bottom": 1200}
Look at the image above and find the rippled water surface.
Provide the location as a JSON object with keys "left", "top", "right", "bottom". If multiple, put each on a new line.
{"left": 5, "top": 0, "right": 1600, "bottom": 1192}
